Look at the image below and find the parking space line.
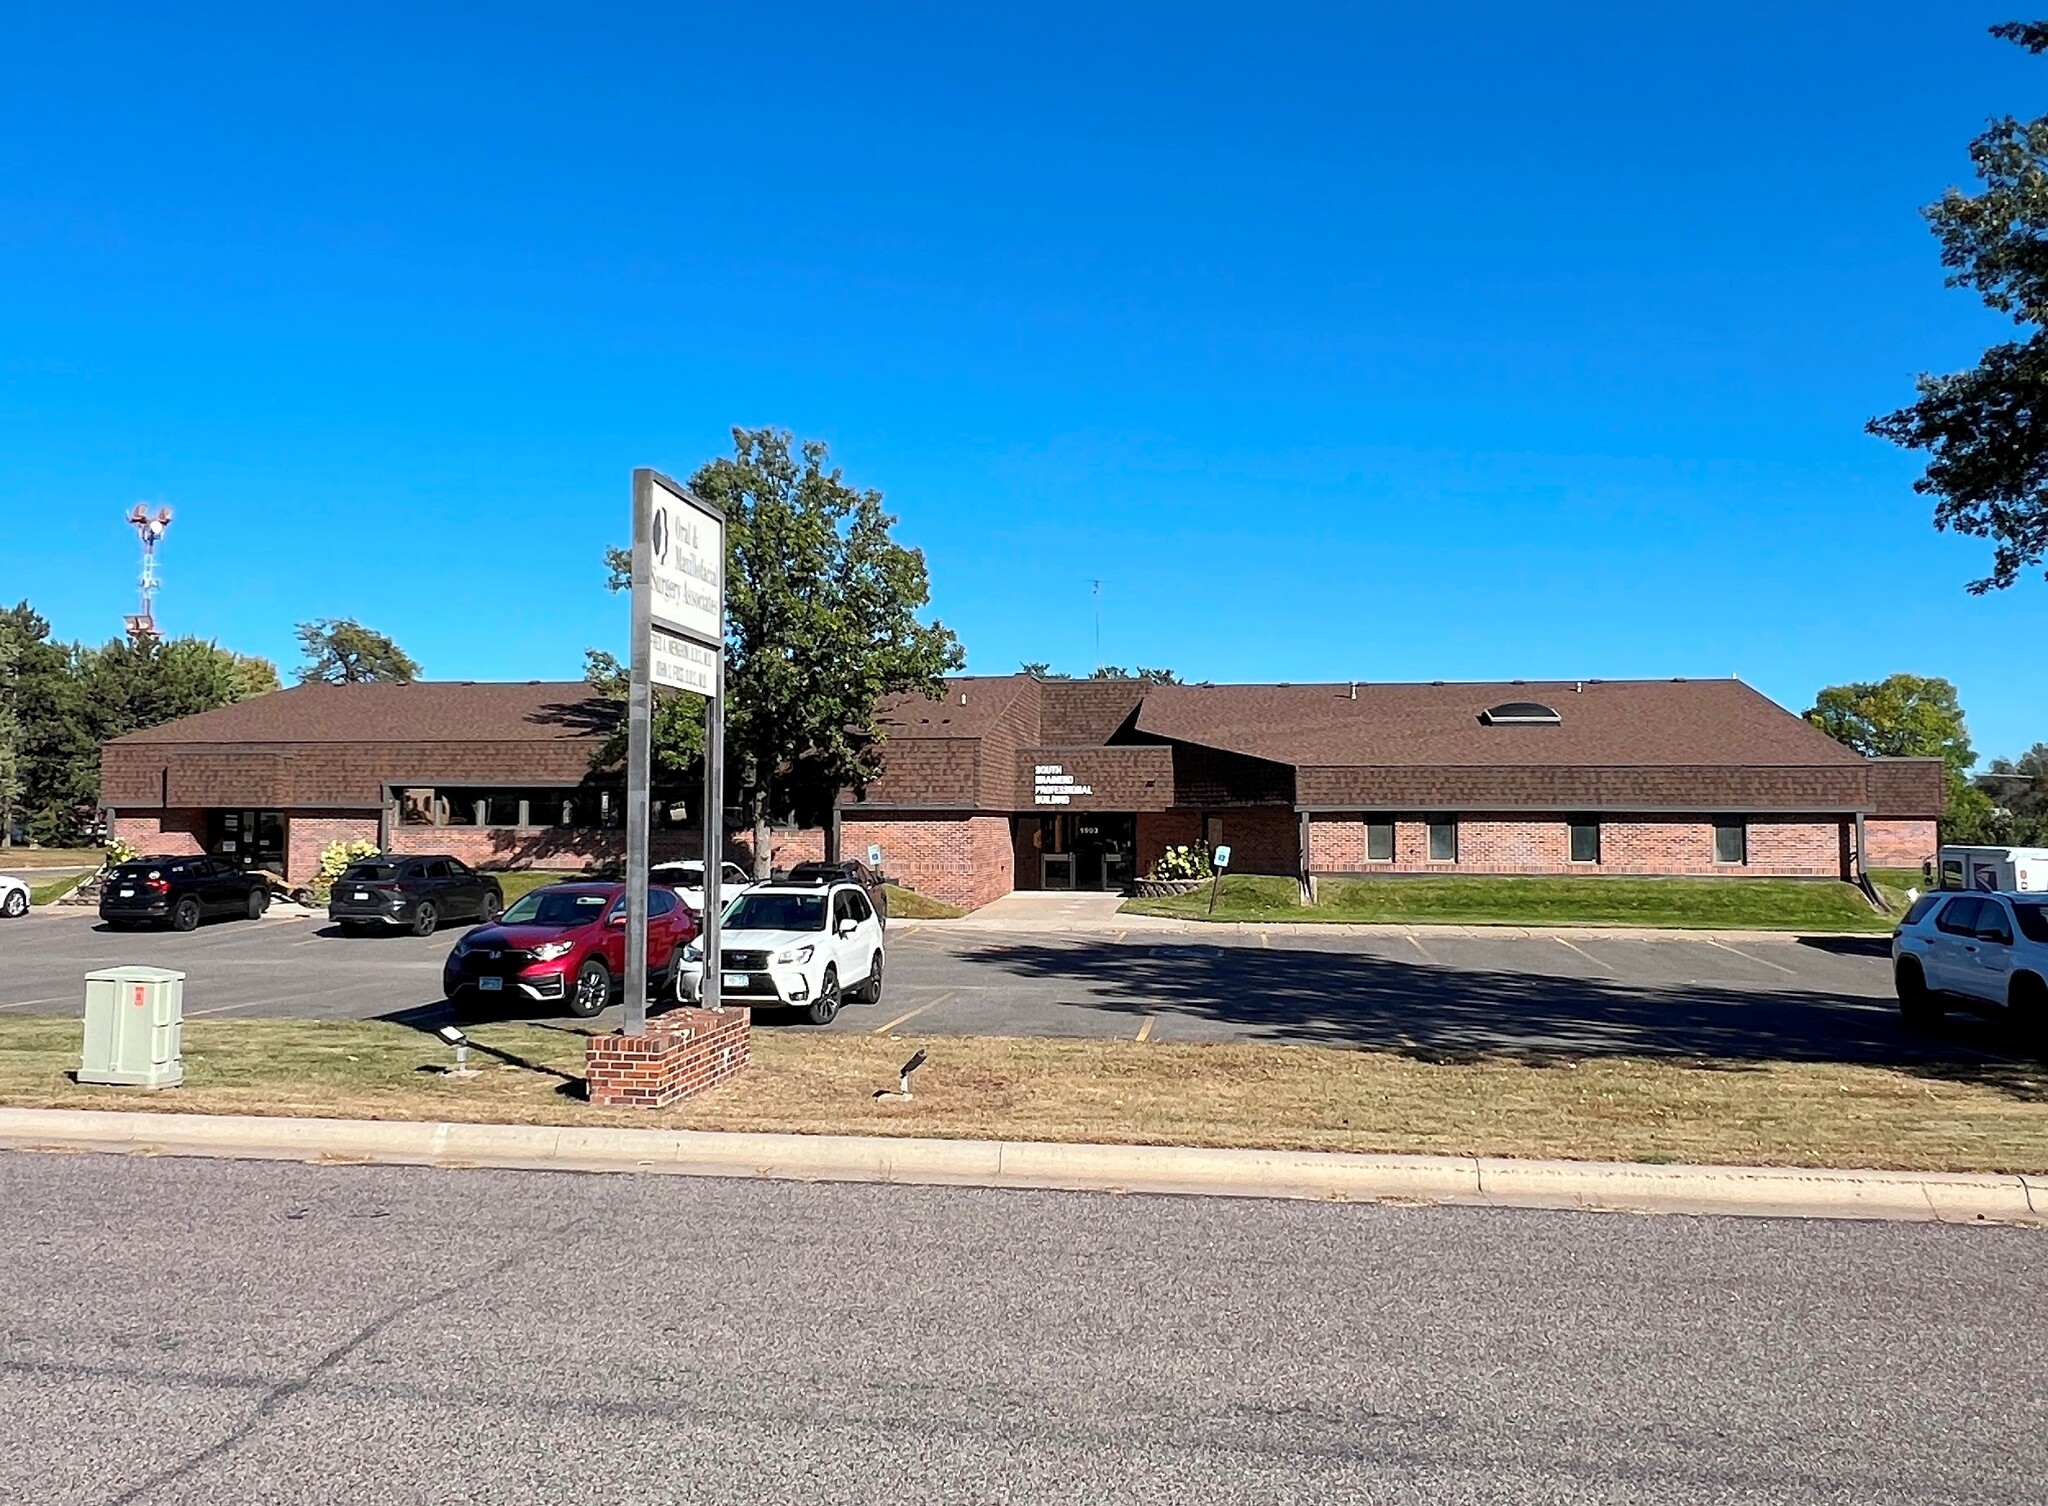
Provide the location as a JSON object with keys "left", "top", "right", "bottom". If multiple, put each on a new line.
{"left": 1135, "top": 1015, "right": 1156, "bottom": 1042}
{"left": 872, "top": 993, "right": 954, "bottom": 1035}
{"left": 1705, "top": 938, "right": 1796, "bottom": 976}
{"left": 1555, "top": 936, "right": 1614, "bottom": 972}
{"left": 1405, "top": 932, "right": 1439, "bottom": 965}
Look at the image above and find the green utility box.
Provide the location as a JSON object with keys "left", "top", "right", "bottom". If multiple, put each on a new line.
{"left": 80, "top": 966, "right": 185, "bottom": 1089}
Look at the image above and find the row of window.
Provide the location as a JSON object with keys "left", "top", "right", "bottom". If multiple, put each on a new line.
{"left": 1356, "top": 819, "right": 1751, "bottom": 866}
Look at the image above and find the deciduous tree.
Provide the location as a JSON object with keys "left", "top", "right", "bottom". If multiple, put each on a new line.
{"left": 597, "top": 428, "right": 963, "bottom": 875}
{"left": 1870, "top": 21, "right": 2048, "bottom": 590}
{"left": 295, "top": 619, "right": 420, "bottom": 685}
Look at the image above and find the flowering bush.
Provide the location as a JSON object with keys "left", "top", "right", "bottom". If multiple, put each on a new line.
{"left": 1149, "top": 842, "right": 1214, "bottom": 881}
{"left": 316, "top": 839, "right": 381, "bottom": 897}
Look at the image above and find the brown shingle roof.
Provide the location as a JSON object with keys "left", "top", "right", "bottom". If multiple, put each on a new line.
{"left": 108, "top": 681, "right": 617, "bottom": 746}
{"left": 1131, "top": 679, "right": 1865, "bottom": 770}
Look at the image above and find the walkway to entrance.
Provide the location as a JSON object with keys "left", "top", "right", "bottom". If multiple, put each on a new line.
{"left": 962, "top": 889, "right": 1129, "bottom": 930}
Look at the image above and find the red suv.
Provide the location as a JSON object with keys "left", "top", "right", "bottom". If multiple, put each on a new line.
{"left": 441, "top": 882, "right": 694, "bottom": 1018}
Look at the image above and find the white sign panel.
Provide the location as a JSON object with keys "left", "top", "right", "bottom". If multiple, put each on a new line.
{"left": 650, "top": 627, "right": 718, "bottom": 696}
{"left": 647, "top": 474, "right": 724, "bottom": 648}
{"left": 1033, "top": 764, "right": 1095, "bottom": 806}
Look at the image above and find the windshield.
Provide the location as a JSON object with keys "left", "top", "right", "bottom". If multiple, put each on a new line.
{"left": 500, "top": 889, "right": 611, "bottom": 927}
{"left": 2017, "top": 903, "right": 2048, "bottom": 945}
{"left": 342, "top": 863, "right": 401, "bottom": 882}
{"left": 723, "top": 893, "right": 826, "bottom": 933}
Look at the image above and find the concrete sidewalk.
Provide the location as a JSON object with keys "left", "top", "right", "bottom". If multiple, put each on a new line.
{"left": 0, "top": 1106, "right": 2038, "bottom": 1225}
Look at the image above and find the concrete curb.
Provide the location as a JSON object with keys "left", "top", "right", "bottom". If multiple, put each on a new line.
{"left": 906, "top": 917, "right": 1885, "bottom": 944}
{"left": 0, "top": 1106, "right": 2040, "bottom": 1224}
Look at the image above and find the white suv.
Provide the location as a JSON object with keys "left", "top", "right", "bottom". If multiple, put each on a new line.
{"left": 1892, "top": 891, "right": 2048, "bottom": 1043}
{"left": 678, "top": 879, "right": 884, "bottom": 1025}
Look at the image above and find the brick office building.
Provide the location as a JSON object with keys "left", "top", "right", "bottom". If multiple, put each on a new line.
{"left": 101, "top": 674, "right": 1943, "bottom": 911}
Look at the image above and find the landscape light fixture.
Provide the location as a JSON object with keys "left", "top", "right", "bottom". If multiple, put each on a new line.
{"left": 874, "top": 1048, "right": 928, "bottom": 1102}
{"left": 436, "top": 1025, "right": 475, "bottom": 1077}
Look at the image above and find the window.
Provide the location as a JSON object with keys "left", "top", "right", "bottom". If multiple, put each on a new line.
{"left": 1713, "top": 821, "right": 1747, "bottom": 866}
{"left": 1935, "top": 897, "right": 1984, "bottom": 937}
{"left": 1427, "top": 820, "right": 1457, "bottom": 863}
{"left": 1568, "top": 819, "right": 1601, "bottom": 864}
{"left": 1366, "top": 822, "right": 1395, "bottom": 862}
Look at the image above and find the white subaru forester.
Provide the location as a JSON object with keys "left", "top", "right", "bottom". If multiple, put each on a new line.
{"left": 677, "top": 878, "right": 884, "bottom": 1025}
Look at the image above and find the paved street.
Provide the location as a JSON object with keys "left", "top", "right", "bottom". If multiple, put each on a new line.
{"left": 0, "top": 906, "right": 2011, "bottom": 1063}
{"left": 0, "top": 1152, "right": 2041, "bottom": 1504}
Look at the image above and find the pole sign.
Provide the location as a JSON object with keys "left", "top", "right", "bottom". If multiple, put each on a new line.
{"left": 626, "top": 469, "right": 726, "bottom": 1036}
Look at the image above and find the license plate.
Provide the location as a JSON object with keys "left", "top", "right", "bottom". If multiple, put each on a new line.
{"left": 721, "top": 972, "right": 749, "bottom": 990}
{"left": 118, "top": 888, "right": 134, "bottom": 898}
{"left": 353, "top": 890, "right": 369, "bottom": 900}
{"left": 478, "top": 976, "right": 503, "bottom": 992}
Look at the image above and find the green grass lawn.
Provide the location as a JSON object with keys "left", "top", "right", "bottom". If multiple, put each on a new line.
{"left": 488, "top": 870, "right": 578, "bottom": 904}
{"left": 1121, "top": 873, "right": 1895, "bottom": 931}
{"left": 29, "top": 875, "right": 85, "bottom": 906}
{"left": 884, "top": 883, "right": 966, "bottom": 920}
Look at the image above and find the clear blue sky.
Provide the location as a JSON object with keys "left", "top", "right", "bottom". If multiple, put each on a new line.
{"left": 2, "top": 3, "right": 2042, "bottom": 762}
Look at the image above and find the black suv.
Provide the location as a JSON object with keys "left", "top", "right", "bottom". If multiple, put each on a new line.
{"left": 329, "top": 855, "right": 504, "bottom": 937}
{"left": 100, "top": 856, "right": 271, "bottom": 931}
{"left": 783, "top": 859, "right": 889, "bottom": 926}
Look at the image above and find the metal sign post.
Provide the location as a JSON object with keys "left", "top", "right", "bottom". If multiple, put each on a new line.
{"left": 626, "top": 468, "right": 725, "bottom": 1036}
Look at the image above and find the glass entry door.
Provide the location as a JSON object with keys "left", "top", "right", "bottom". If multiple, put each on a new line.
{"left": 208, "top": 809, "right": 286, "bottom": 871}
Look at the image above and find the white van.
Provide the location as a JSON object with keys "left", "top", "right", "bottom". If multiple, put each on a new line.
{"left": 1928, "top": 845, "right": 2048, "bottom": 894}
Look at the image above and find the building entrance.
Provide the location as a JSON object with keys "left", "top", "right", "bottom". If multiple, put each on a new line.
{"left": 206, "top": 809, "right": 286, "bottom": 871}
{"left": 1032, "top": 812, "right": 1136, "bottom": 891}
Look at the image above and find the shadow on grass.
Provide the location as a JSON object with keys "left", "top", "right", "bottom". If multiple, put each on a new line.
{"left": 960, "top": 939, "right": 2048, "bottom": 1099}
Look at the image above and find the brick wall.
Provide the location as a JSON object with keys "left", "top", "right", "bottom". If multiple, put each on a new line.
{"left": 842, "top": 814, "right": 1013, "bottom": 910}
{"left": 110, "top": 808, "right": 207, "bottom": 858}
{"left": 1307, "top": 813, "right": 1847, "bottom": 878}
{"left": 1865, "top": 818, "right": 1937, "bottom": 870}
{"left": 287, "top": 811, "right": 382, "bottom": 882}
{"left": 585, "top": 1007, "right": 751, "bottom": 1108}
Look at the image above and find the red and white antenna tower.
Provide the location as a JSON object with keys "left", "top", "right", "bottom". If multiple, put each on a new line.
{"left": 124, "top": 504, "right": 173, "bottom": 641}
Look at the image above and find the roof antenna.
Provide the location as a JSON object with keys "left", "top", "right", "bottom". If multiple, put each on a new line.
{"left": 1092, "top": 580, "right": 1102, "bottom": 673}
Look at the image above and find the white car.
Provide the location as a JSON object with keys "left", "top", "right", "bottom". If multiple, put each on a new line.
{"left": 648, "top": 860, "right": 756, "bottom": 918}
{"left": 0, "top": 875, "right": 28, "bottom": 919}
{"left": 677, "top": 878, "right": 884, "bottom": 1025}
{"left": 1892, "top": 890, "right": 2048, "bottom": 1040}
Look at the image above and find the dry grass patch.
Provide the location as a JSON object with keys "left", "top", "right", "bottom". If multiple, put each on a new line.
{"left": 2, "top": 1017, "right": 2045, "bottom": 1173}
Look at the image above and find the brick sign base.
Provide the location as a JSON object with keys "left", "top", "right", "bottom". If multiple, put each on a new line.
{"left": 585, "top": 1007, "right": 751, "bottom": 1108}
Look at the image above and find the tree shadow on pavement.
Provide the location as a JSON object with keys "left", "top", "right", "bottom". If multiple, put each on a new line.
{"left": 963, "top": 940, "right": 2048, "bottom": 1097}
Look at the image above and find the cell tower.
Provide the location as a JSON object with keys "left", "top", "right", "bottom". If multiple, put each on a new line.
{"left": 124, "top": 504, "right": 173, "bottom": 641}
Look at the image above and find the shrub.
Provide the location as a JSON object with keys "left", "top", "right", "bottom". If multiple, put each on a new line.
{"left": 1149, "top": 842, "right": 1214, "bottom": 881}
{"left": 315, "top": 839, "right": 381, "bottom": 897}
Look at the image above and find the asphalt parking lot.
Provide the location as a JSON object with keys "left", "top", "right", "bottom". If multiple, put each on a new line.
{"left": 0, "top": 904, "right": 2010, "bottom": 1065}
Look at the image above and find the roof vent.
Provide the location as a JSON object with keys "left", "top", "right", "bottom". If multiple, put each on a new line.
{"left": 1480, "top": 701, "right": 1561, "bottom": 726}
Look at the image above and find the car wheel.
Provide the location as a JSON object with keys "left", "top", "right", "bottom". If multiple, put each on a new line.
{"left": 1, "top": 889, "right": 26, "bottom": 919}
{"left": 411, "top": 902, "right": 438, "bottom": 938}
{"left": 245, "top": 889, "right": 267, "bottom": 921}
{"left": 569, "top": 959, "right": 612, "bottom": 1019}
{"left": 2010, "top": 974, "right": 2048, "bottom": 1055}
{"left": 170, "top": 897, "right": 202, "bottom": 932}
{"left": 1897, "top": 958, "right": 1941, "bottom": 1032}
{"left": 807, "top": 966, "right": 842, "bottom": 1026}
{"left": 861, "top": 952, "right": 884, "bottom": 1005}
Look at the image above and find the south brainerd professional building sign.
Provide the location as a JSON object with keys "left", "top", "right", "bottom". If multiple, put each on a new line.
{"left": 1034, "top": 764, "right": 1094, "bottom": 805}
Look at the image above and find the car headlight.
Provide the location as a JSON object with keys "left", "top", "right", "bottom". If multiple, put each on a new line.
{"left": 531, "top": 940, "right": 576, "bottom": 962}
{"left": 775, "top": 944, "right": 814, "bottom": 966}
